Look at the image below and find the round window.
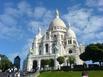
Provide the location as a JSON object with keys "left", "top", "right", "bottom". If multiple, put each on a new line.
{"left": 69, "top": 50, "right": 72, "bottom": 54}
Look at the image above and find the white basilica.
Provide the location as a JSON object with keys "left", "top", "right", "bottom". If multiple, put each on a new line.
{"left": 24, "top": 10, "right": 85, "bottom": 72}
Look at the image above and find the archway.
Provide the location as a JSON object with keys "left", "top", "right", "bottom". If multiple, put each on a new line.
{"left": 49, "top": 59, "right": 55, "bottom": 70}
{"left": 69, "top": 50, "right": 72, "bottom": 54}
{"left": 32, "top": 60, "right": 37, "bottom": 71}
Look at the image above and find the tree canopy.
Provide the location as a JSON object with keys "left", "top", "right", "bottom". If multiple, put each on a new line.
{"left": 80, "top": 43, "right": 103, "bottom": 66}
{"left": 57, "top": 56, "right": 65, "bottom": 65}
{"left": 0, "top": 54, "right": 12, "bottom": 72}
{"left": 67, "top": 55, "right": 75, "bottom": 67}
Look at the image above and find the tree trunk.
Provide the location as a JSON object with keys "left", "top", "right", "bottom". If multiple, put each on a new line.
{"left": 67, "top": 62, "right": 68, "bottom": 66}
{"left": 70, "top": 63, "right": 71, "bottom": 69}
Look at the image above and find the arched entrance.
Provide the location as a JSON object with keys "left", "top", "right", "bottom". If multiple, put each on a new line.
{"left": 49, "top": 59, "right": 54, "bottom": 70}
{"left": 41, "top": 59, "right": 55, "bottom": 70}
{"left": 32, "top": 60, "right": 37, "bottom": 71}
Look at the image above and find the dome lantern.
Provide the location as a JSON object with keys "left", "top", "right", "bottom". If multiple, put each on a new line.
{"left": 56, "top": 9, "right": 60, "bottom": 18}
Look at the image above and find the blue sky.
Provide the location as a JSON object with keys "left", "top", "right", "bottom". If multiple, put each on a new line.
{"left": 0, "top": 0, "right": 103, "bottom": 64}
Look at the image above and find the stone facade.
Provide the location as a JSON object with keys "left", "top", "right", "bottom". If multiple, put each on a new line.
{"left": 24, "top": 10, "right": 85, "bottom": 72}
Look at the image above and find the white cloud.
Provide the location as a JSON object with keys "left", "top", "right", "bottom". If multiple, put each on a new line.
{"left": 28, "top": 21, "right": 42, "bottom": 33}
{"left": 0, "top": 14, "right": 17, "bottom": 26}
{"left": 98, "top": 0, "right": 103, "bottom": 6}
{"left": 84, "top": 16, "right": 103, "bottom": 33}
{"left": 7, "top": 38, "right": 33, "bottom": 64}
{"left": 86, "top": 0, "right": 98, "bottom": 7}
{"left": 63, "top": 9, "right": 91, "bottom": 30}
{"left": 0, "top": 1, "right": 33, "bottom": 40}
{"left": 17, "top": 1, "right": 33, "bottom": 17}
{"left": 98, "top": 7, "right": 103, "bottom": 11}
{"left": 0, "top": 1, "right": 54, "bottom": 40}
{"left": 86, "top": 0, "right": 103, "bottom": 11}
{"left": 34, "top": 7, "right": 47, "bottom": 19}
{"left": 86, "top": 0, "right": 103, "bottom": 7}
{"left": 28, "top": 7, "right": 54, "bottom": 34}
{"left": 0, "top": 22, "right": 23, "bottom": 40}
{"left": 63, "top": 7, "right": 103, "bottom": 44}
{"left": 4, "top": 7, "right": 20, "bottom": 18}
{"left": 96, "top": 32, "right": 103, "bottom": 40}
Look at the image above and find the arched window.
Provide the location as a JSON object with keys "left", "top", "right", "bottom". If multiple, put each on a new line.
{"left": 68, "top": 40, "right": 72, "bottom": 44}
{"left": 54, "top": 35, "right": 57, "bottom": 40}
{"left": 46, "top": 32, "right": 49, "bottom": 39}
{"left": 39, "top": 44, "right": 42, "bottom": 55}
{"left": 53, "top": 26, "right": 56, "bottom": 30}
{"left": 69, "top": 50, "right": 72, "bottom": 54}
{"left": 61, "top": 35, "right": 63, "bottom": 39}
{"left": 39, "top": 50, "right": 42, "bottom": 55}
{"left": 52, "top": 43, "right": 56, "bottom": 54}
{"left": 54, "top": 35, "right": 56, "bottom": 38}
{"left": 45, "top": 44, "right": 49, "bottom": 53}
{"left": 73, "top": 40, "right": 76, "bottom": 44}
{"left": 33, "top": 60, "right": 37, "bottom": 70}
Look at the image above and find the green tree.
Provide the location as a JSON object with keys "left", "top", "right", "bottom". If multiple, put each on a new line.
{"left": 41, "top": 59, "right": 51, "bottom": 69}
{"left": 57, "top": 56, "right": 65, "bottom": 69}
{"left": 67, "top": 56, "right": 75, "bottom": 68}
{"left": 80, "top": 43, "right": 103, "bottom": 66}
{"left": 0, "top": 54, "right": 12, "bottom": 72}
{"left": 49, "top": 59, "right": 54, "bottom": 68}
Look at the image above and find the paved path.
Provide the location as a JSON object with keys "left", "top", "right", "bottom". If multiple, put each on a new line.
{"left": 23, "top": 71, "right": 40, "bottom": 77}
{"left": 0, "top": 72, "right": 8, "bottom": 77}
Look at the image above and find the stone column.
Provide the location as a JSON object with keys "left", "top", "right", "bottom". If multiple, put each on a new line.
{"left": 54, "top": 58, "right": 58, "bottom": 70}
{"left": 75, "top": 55, "right": 83, "bottom": 65}
{"left": 27, "top": 58, "right": 33, "bottom": 72}
{"left": 64, "top": 57, "right": 67, "bottom": 66}
{"left": 43, "top": 43, "right": 46, "bottom": 55}
{"left": 35, "top": 41, "right": 39, "bottom": 55}
{"left": 37, "top": 59, "right": 41, "bottom": 70}
{"left": 49, "top": 43, "right": 52, "bottom": 54}
{"left": 49, "top": 31, "right": 52, "bottom": 54}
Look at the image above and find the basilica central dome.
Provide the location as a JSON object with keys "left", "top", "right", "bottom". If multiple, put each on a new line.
{"left": 49, "top": 10, "right": 66, "bottom": 31}
{"left": 50, "top": 16, "right": 66, "bottom": 28}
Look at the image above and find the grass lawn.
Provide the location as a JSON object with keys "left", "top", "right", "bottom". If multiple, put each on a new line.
{"left": 38, "top": 71, "right": 103, "bottom": 77}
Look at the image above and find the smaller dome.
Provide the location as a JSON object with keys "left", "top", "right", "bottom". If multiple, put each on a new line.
{"left": 66, "top": 28, "right": 76, "bottom": 38}
{"left": 35, "top": 33, "right": 42, "bottom": 39}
